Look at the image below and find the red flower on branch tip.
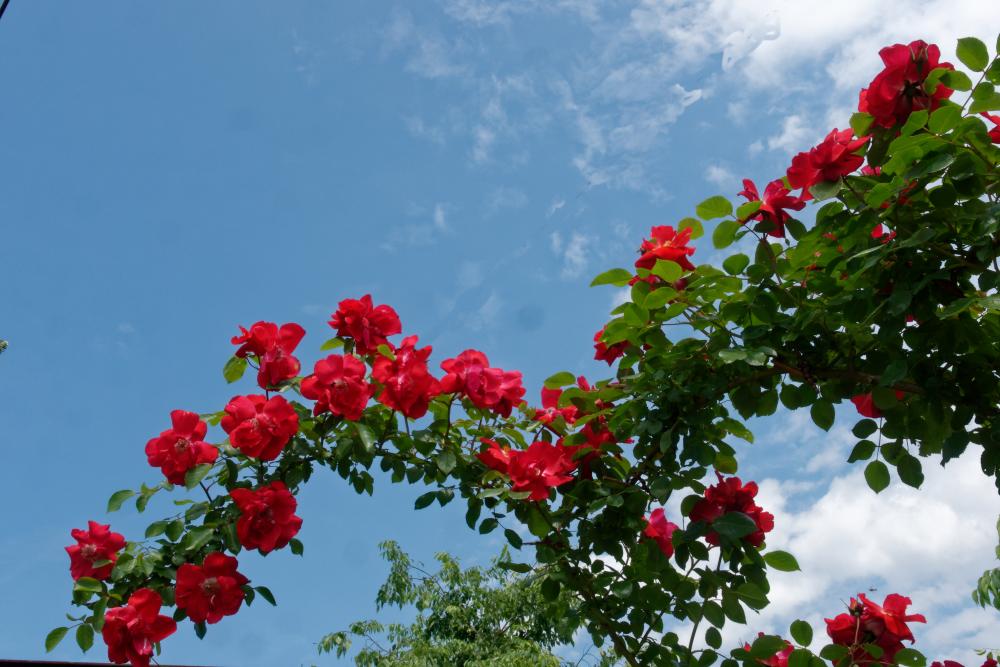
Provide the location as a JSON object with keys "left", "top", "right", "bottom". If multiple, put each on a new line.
{"left": 786, "top": 128, "right": 868, "bottom": 199}
{"left": 145, "top": 410, "right": 218, "bottom": 485}
{"left": 329, "top": 294, "right": 402, "bottom": 355}
{"left": 478, "top": 438, "right": 578, "bottom": 501}
{"left": 859, "top": 40, "right": 953, "bottom": 128}
{"left": 229, "top": 482, "right": 303, "bottom": 554}
{"left": 300, "top": 353, "right": 373, "bottom": 421}
{"left": 642, "top": 508, "right": 679, "bottom": 558}
{"left": 221, "top": 394, "right": 299, "bottom": 461}
{"left": 440, "top": 349, "right": 525, "bottom": 418}
{"left": 634, "top": 225, "right": 696, "bottom": 273}
{"left": 689, "top": 473, "right": 774, "bottom": 547}
{"left": 231, "top": 321, "right": 306, "bottom": 389}
{"left": 742, "top": 633, "right": 793, "bottom": 667}
{"left": 102, "top": 588, "right": 177, "bottom": 667}
{"left": 851, "top": 390, "right": 905, "bottom": 419}
{"left": 738, "top": 178, "right": 805, "bottom": 239}
{"left": 175, "top": 552, "right": 249, "bottom": 624}
{"left": 982, "top": 112, "right": 1000, "bottom": 143}
{"left": 371, "top": 335, "right": 441, "bottom": 419}
{"left": 825, "top": 593, "right": 925, "bottom": 664}
{"left": 535, "top": 376, "right": 594, "bottom": 426}
{"left": 66, "top": 521, "right": 126, "bottom": 581}
{"left": 594, "top": 327, "right": 628, "bottom": 365}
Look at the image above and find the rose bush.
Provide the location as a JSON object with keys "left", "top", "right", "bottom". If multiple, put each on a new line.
{"left": 48, "top": 34, "right": 1000, "bottom": 667}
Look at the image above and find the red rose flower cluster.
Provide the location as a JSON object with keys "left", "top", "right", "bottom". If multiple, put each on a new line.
{"left": 221, "top": 394, "right": 299, "bottom": 461}
{"left": 231, "top": 321, "right": 306, "bottom": 389}
{"left": 690, "top": 473, "right": 774, "bottom": 547}
{"left": 859, "top": 40, "right": 954, "bottom": 128}
{"left": 101, "top": 588, "right": 177, "bottom": 667}
{"left": 738, "top": 179, "right": 805, "bottom": 239}
{"left": 825, "top": 593, "right": 926, "bottom": 664}
{"left": 145, "top": 410, "right": 219, "bottom": 485}
{"left": 634, "top": 225, "right": 696, "bottom": 273}
{"left": 851, "top": 390, "right": 905, "bottom": 419}
{"left": 594, "top": 326, "right": 628, "bottom": 365}
{"left": 66, "top": 521, "right": 126, "bottom": 581}
{"left": 787, "top": 128, "right": 868, "bottom": 198}
{"left": 175, "top": 552, "right": 249, "bottom": 624}
{"left": 440, "top": 349, "right": 525, "bottom": 418}
{"left": 301, "top": 353, "right": 373, "bottom": 421}
{"left": 371, "top": 335, "right": 440, "bottom": 419}
{"left": 643, "top": 508, "right": 679, "bottom": 558}
{"left": 329, "top": 294, "right": 402, "bottom": 355}
{"left": 230, "top": 481, "right": 303, "bottom": 554}
{"left": 478, "top": 438, "right": 578, "bottom": 501}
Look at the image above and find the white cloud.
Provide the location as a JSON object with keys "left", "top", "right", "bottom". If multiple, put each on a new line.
{"left": 559, "top": 232, "right": 593, "bottom": 279}
{"left": 547, "top": 197, "right": 567, "bottom": 217}
{"left": 462, "top": 290, "right": 503, "bottom": 331}
{"left": 767, "top": 114, "right": 812, "bottom": 154}
{"left": 402, "top": 115, "right": 446, "bottom": 144}
{"left": 433, "top": 203, "right": 448, "bottom": 231}
{"left": 723, "top": 454, "right": 1000, "bottom": 661}
{"left": 486, "top": 186, "right": 528, "bottom": 213}
{"left": 705, "top": 164, "right": 736, "bottom": 188}
{"left": 748, "top": 140, "right": 763, "bottom": 157}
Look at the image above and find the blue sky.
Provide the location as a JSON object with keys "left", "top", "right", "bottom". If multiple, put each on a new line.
{"left": 2, "top": 1, "right": 1000, "bottom": 665}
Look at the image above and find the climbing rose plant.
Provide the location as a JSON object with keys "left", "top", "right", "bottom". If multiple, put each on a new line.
{"left": 49, "top": 35, "right": 1000, "bottom": 667}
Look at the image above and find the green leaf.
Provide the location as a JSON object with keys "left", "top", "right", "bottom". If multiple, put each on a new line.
{"left": 590, "top": 268, "right": 633, "bottom": 287}
{"left": 705, "top": 626, "right": 722, "bottom": 649}
{"left": 763, "top": 550, "right": 801, "bottom": 572}
{"left": 865, "top": 460, "right": 891, "bottom": 493}
{"left": 544, "top": 371, "right": 577, "bottom": 388}
{"left": 414, "top": 491, "right": 437, "bottom": 510}
{"left": 696, "top": 195, "right": 733, "bottom": 220}
{"left": 723, "top": 253, "right": 750, "bottom": 275}
{"left": 526, "top": 505, "right": 550, "bottom": 538}
{"left": 788, "top": 649, "right": 811, "bottom": 667}
{"left": 881, "top": 359, "right": 907, "bottom": 387}
{"left": 255, "top": 586, "right": 277, "bottom": 606}
{"left": 850, "top": 112, "right": 874, "bottom": 137}
{"left": 941, "top": 69, "right": 973, "bottom": 91}
{"left": 223, "top": 355, "right": 248, "bottom": 383}
{"left": 711, "top": 512, "right": 757, "bottom": 540}
{"left": 289, "top": 538, "right": 304, "bottom": 556}
{"left": 435, "top": 449, "right": 457, "bottom": 474}
{"left": 894, "top": 648, "right": 926, "bottom": 667}
{"left": 809, "top": 179, "right": 842, "bottom": 201}
{"left": 478, "top": 518, "right": 499, "bottom": 534}
{"left": 789, "top": 619, "right": 813, "bottom": 646}
{"left": 713, "top": 219, "right": 741, "bottom": 249}
{"left": 541, "top": 577, "right": 560, "bottom": 601}
{"left": 75, "top": 623, "right": 94, "bottom": 652}
{"left": 612, "top": 580, "right": 634, "bottom": 599}
{"left": 45, "top": 627, "right": 69, "bottom": 653}
{"left": 354, "top": 423, "right": 376, "bottom": 455}
{"left": 957, "top": 37, "right": 989, "bottom": 71}
{"left": 184, "top": 463, "right": 213, "bottom": 490}
{"left": 679, "top": 216, "right": 704, "bottom": 239}
{"left": 652, "top": 259, "right": 682, "bottom": 282}
{"left": 504, "top": 528, "right": 523, "bottom": 549}
{"left": 751, "top": 635, "right": 787, "bottom": 659}
{"left": 165, "top": 518, "right": 185, "bottom": 542}
{"left": 899, "top": 110, "right": 928, "bottom": 136}
{"left": 144, "top": 520, "right": 168, "bottom": 539}
{"left": 106, "top": 489, "right": 135, "bottom": 513}
{"left": 319, "top": 337, "right": 344, "bottom": 351}
{"left": 73, "top": 577, "right": 103, "bottom": 594}
{"left": 928, "top": 105, "right": 962, "bottom": 134}
{"left": 810, "top": 400, "right": 835, "bottom": 431}
{"left": 848, "top": 440, "right": 877, "bottom": 463}
{"left": 852, "top": 419, "right": 878, "bottom": 438}
{"left": 185, "top": 526, "right": 215, "bottom": 551}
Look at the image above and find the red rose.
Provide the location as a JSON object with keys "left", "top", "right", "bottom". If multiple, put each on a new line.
{"left": 786, "top": 128, "right": 868, "bottom": 197}
{"left": 634, "top": 225, "right": 696, "bottom": 273}
{"left": 66, "top": 521, "right": 126, "bottom": 581}
{"left": 220, "top": 394, "right": 299, "bottom": 461}
{"left": 229, "top": 482, "right": 302, "bottom": 554}
{"left": 231, "top": 321, "right": 306, "bottom": 389}
{"left": 871, "top": 224, "right": 897, "bottom": 243}
{"left": 145, "top": 410, "right": 218, "bottom": 485}
{"left": 738, "top": 178, "right": 805, "bottom": 239}
{"left": 859, "top": 593, "right": 926, "bottom": 643}
{"left": 742, "top": 633, "right": 793, "bottom": 667}
{"left": 175, "top": 552, "right": 249, "bottom": 624}
{"left": 594, "top": 327, "right": 628, "bottom": 365}
{"left": 371, "top": 335, "right": 441, "bottom": 419}
{"left": 851, "top": 390, "right": 905, "bottom": 419}
{"left": 329, "top": 294, "right": 402, "bottom": 355}
{"left": 859, "top": 40, "right": 953, "bottom": 128}
{"left": 642, "top": 508, "right": 679, "bottom": 558}
{"left": 981, "top": 112, "right": 1000, "bottom": 143}
{"left": 825, "top": 593, "right": 925, "bottom": 664}
{"left": 932, "top": 662, "right": 966, "bottom": 667}
{"left": 439, "top": 349, "right": 526, "bottom": 418}
{"left": 101, "top": 588, "right": 177, "bottom": 667}
{"left": 689, "top": 473, "right": 774, "bottom": 547}
{"left": 534, "top": 378, "right": 586, "bottom": 426}
{"left": 300, "top": 353, "right": 373, "bottom": 421}
{"left": 478, "top": 438, "right": 577, "bottom": 501}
